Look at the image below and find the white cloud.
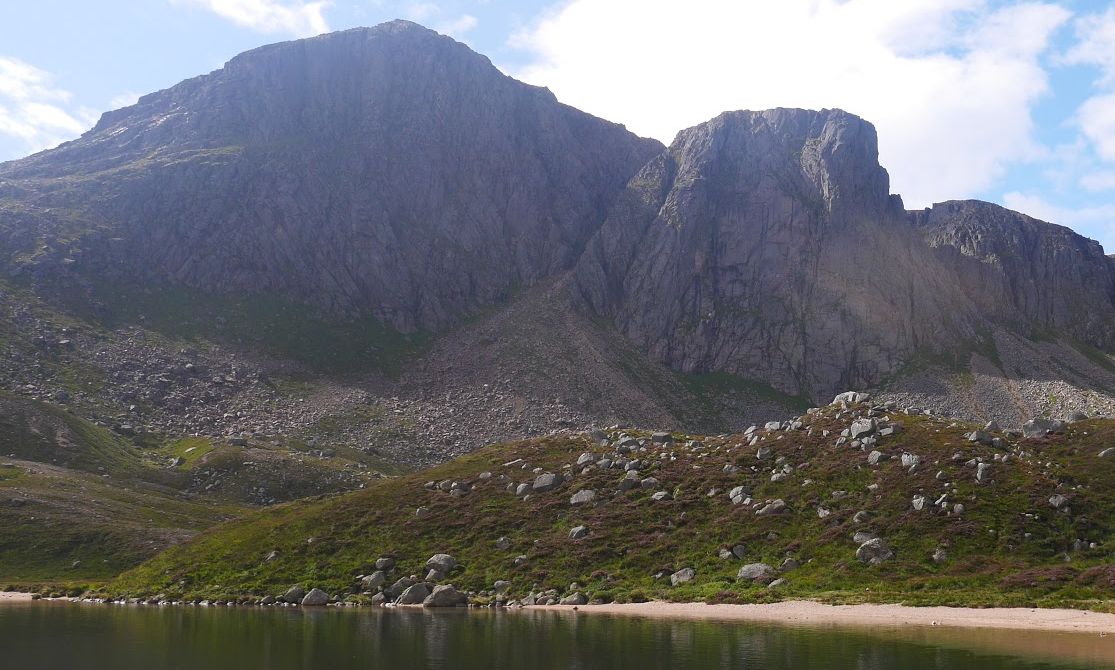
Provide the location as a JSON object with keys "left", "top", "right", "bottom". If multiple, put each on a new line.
{"left": 511, "top": 0, "right": 1070, "bottom": 208}
{"left": 436, "top": 14, "right": 478, "bottom": 38}
{"left": 0, "top": 56, "right": 90, "bottom": 154}
{"left": 177, "top": 0, "right": 330, "bottom": 37}
{"left": 1002, "top": 191, "right": 1115, "bottom": 251}
{"left": 1064, "top": 6, "right": 1115, "bottom": 186}
{"left": 1081, "top": 170, "right": 1115, "bottom": 192}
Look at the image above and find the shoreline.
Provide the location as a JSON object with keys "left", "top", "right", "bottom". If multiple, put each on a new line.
{"left": 529, "top": 600, "right": 1115, "bottom": 634}
{"left": 4, "top": 590, "right": 1113, "bottom": 635}
{"left": 0, "top": 592, "right": 32, "bottom": 602}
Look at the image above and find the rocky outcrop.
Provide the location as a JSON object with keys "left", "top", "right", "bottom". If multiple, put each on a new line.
{"left": 912, "top": 200, "right": 1115, "bottom": 351}
{"left": 575, "top": 108, "right": 1115, "bottom": 401}
{"left": 0, "top": 20, "right": 661, "bottom": 332}
{"left": 575, "top": 108, "right": 983, "bottom": 399}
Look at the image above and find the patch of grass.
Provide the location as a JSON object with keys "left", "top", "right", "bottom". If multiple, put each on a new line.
{"left": 53, "top": 279, "right": 428, "bottom": 376}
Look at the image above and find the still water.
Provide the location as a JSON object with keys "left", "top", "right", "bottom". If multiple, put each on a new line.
{"left": 2, "top": 601, "right": 1113, "bottom": 669}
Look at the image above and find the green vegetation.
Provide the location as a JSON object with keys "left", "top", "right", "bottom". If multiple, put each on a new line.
{"left": 109, "top": 406, "right": 1115, "bottom": 611}
{"left": 48, "top": 278, "right": 428, "bottom": 376}
{"left": 681, "top": 372, "right": 810, "bottom": 414}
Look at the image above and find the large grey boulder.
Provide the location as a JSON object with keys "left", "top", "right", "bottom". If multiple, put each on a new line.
{"left": 396, "top": 583, "right": 432, "bottom": 605}
{"left": 426, "top": 554, "right": 457, "bottom": 573}
{"left": 1022, "top": 418, "right": 1066, "bottom": 438}
{"left": 301, "top": 588, "right": 329, "bottom": 606}
{"left": 361, "top": 571, "right": 387, "bottom": 590}
{"left": 856, "top": 538, "right": 894, "bottom": 565}
{"left": 670, "top": 568, "right": 696, "bottom": 586}
{"left": 569, "top": 525, "right": 589, "bottom": 540}
{"left": 570, "top": 489, "right": 596, "bottom": 506}
{"left": 560, "top": 592, "right": 588, "bottom": 605}
{"left": 282, "top": 586, "right": 306, "bottom": 603}
{"left": 849, "top": 419, "right": 877, "bottom": 439}
{"left": 532, "top": 473, "right": 564, "bottom": 493}
{"left": 423, "top": 585, "right": 468, "bottom": 607}
{"left": 756, "top": 499, "right": 787, "bottom": 516}
{"left": 737, "top": 563, "right": 775, "bottom": 583}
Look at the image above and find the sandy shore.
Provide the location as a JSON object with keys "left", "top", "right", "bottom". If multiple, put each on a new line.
{"left": 531, "top": 600, "right": 1115, "bottom": 634}
{"left": 0, "top": 592, "right": 32, "bottom": 602}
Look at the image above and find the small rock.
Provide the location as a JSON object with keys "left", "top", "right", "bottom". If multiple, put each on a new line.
{"left": 569, "top": 489, "right": 596, "bottom": 506}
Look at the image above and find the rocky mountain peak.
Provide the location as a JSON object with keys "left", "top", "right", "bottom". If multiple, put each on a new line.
{"left": 0, "top": 21, "right": 661, "bottom": 331}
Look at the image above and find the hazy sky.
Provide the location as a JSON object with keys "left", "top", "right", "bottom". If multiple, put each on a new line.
{"left": 1, "top": 0, "right": 1114, "bottom": 251}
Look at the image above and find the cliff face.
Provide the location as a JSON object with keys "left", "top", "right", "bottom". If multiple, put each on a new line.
{"left": 0, "top": 21, "right": 661, "bottom": 331}
{"left": 912, "top": 200, "right": 1115, "bottom": 351}
{"left": 574, "top": 109, "right": 1115, "bottom": 399}
{"left": 575, "top": 109, "right": 972, "bottom": 397}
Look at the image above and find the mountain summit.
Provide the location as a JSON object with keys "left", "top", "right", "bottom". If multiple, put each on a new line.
{"left": 0, "top": 20, "right": 661, "bottom": 331}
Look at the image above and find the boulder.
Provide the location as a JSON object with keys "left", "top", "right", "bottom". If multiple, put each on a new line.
{"left": 737, "top": 563, "right": 775, "bottom": 582}
{"left": 375, "top": 557, "right": 396, "bottom": 571}
{"left": 1049, "top": 494, "right": 1069, "bottom": 509}
{"left": 867, "top": 450, "right": 888, "bottom": 465}
{"left": 560, "top": 592, "right": 588, "bottom": 605}
{"left": 493, "top": 580, "right": 512, "bottom": 594}
{"left": 856, "top": 538, "right": 894, "bottom": 565}
{"left": 395, "top": 583, "right": 432, "bottom": 605}
{"left": 849, "top": 419, "right": 876, "bottom": 439}
{"left": 651, "top": 491, "right": 672, "bottom": 502}
{"left": 755, "top": 499, "right": 786, "bottom": 516}
{"left": 495, "top": 536, "right": 511, "bottom": 550}
{"left": 576, "top": 452, "right": 595, "bottom": 466}
{"left": 569, "top": 525, "right": 589, "bottom": 540}
{"left": 670, "top": 568, "right": 696, "bottom": 586}
{"left": 532, "top": 473, "right": 563, "bottom": 493}
{"left": 415, "top": 506, "right": 431, "bottom": 519}
{"left": 301, "top": 588, "right": 329, "bottom": 607}
{"left": 728, "top": 486, "right": 750, "bottom": 504}
{"left": 282, "top": 586, "right": 306, "bottom": 603}
{"left": 651, "top": 432, "right": 673, "bottom": 443}
{"left": 570, "top": 489, "right": 596, "bottom": 506}
{"left": 426, "top": 554, "right": 457, "bottom": 573}
{"left": 975, "top": 462, "right": 992, "bottom": 484}
{"left": 832, "top": 392, "right": 871, "bottom": 405}
{"left": 1022, "top": 418, "right": 1065, "bottom": 438}
{"left": 423, "top": 585, "right": 467, "bottom": 607}
{"left": 361, "top": 571, "right": 387, "bottom": 590}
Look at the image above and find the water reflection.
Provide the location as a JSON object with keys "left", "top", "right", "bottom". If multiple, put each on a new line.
{"left": 0, "top": 602, "right": 1111, "bottom": 670}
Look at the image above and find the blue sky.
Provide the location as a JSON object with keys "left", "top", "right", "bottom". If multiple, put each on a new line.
{"left": 1, "top": 0, "right": 1114, "bottom": 252}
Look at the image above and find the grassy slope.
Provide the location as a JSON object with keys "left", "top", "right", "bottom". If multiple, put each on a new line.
{"left": 111, "top": 403, "right": 1115, "bottom": 610}
{"left": 0, "top": 392, "right": 387, "bottom": 587}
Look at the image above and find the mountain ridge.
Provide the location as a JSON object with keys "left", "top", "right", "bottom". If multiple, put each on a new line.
{"left": 0, "top": 20, "right": 1112, "bottom": 456}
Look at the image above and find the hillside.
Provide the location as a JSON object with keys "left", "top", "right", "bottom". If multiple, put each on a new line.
{"left": 108, "top": 395, "right": 1115, "bottom": 610}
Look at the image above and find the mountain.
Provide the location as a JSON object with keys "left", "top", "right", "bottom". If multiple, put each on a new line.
{"left": 0, "top": 20, "right": 661, "bottom": 331}
{"left": 0, "top": 20, "right": 1113, "bottom": 483}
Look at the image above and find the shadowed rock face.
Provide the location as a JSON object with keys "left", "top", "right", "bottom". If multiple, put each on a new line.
{"left": 574, "top": 108, "right": 1115, "bottom": 399}
{"left": 912, "top": 200, "right": 1115, "bottom": 352}
{"left": 0, "top": 20, "right": 661, "bottom": 331}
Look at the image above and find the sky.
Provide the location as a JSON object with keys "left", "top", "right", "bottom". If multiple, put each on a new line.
{"left": 1, "top": 0, "right": 1114, "bottom": 252}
